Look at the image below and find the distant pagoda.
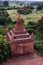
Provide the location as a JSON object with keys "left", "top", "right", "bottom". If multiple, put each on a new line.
{"left": 6, "top": 14, "right": 34, "bottom": 55}
{"left": 22, "top": 5, "right": 28, "bottom": 11}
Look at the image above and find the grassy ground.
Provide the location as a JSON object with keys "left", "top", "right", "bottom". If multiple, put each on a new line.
{"left": 7, "top": 10, "right": 43, "bottom": 25}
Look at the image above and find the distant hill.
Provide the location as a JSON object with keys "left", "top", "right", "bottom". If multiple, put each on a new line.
{"left": 30, "top": 1, "right": 43, "bottom": 6}
{"left": 9, "top": 1, "right": 33, "bottom": 5}
{"left": 9, "top": 1, "right": 43, "bottom": 6}
{"left": 0, "top": 1, "right": 3, "bottom": 5}
{"left": 0, "top": 1, "right": 43, "bottom": 6}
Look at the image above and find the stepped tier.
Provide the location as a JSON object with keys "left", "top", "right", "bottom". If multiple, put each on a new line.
{"left": 12, "top": 28, "right": 26, "bottom": 34}
{"left": 6, "top": 29, "right": 33, "bottom": 43}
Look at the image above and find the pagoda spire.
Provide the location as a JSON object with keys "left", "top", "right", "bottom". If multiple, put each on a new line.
{"left": 15, "top": 14, "right": 23, "bottom": 30}
{"left": 18, "top": 14, "right": 20, "bottom": 20}
{"left": 17, "top": 14, "right": 21, "bottom": 22}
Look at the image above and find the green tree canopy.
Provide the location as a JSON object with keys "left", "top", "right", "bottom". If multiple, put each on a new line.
{"left": 3, "top": 1, "right": 9, "bottom": 6}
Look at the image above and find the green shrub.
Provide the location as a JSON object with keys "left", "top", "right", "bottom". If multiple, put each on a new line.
{"left": 0, "top": 27, "right": 5, "bottom": 35}
{"left": 26, "top": 21, "right": 37, "bottom": 34}
{"left": 0, "top": 35, "right": 11, "bottom": 64}
{"left": 8, "top": 24, "right": 15, "bottom": 30}
{"left": 34, "top": 41, "right": 43, "bottom": 54}
{"left": 37, "top": 16, "right": 43, "bottom": 33}
{"left": 17, "top": 9, "right": 32, "bottom": 15}
{"left": 34, "top": 31, "right": 43, "bottom": 40}
{"left": 0, "top": 10, "right": 12, "bottom": 25}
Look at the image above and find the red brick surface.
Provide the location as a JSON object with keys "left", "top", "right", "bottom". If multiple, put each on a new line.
{"left": 2, "top": 54, "right": 43, "bottom": 65}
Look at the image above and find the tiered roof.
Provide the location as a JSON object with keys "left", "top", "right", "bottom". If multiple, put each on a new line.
{"left": 6, "top": 14, "right": 33, "bottom": 43}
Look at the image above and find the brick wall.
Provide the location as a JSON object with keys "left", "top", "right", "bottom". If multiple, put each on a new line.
{"left": 10, "top": 41, "right": 34, "bottom": 55}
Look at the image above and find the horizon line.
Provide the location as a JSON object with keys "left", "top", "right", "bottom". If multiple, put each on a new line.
{"left": 0, "top": 0, "right": 43, "bottom": 2}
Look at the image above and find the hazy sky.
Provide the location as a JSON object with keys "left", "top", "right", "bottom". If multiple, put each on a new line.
{"left": 0, "top": 0, "right": 43, "bottom": 1}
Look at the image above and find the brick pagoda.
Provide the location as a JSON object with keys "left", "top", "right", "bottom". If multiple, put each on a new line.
{"left": 6, "top": 14, "right": 34, "bottom": 55}
{"left": 22, "top": 5, "right": 28, "bottom": 11}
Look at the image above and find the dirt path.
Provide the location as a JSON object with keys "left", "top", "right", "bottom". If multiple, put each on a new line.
{"left": 2, "top": 54, "right": 43, "bottom": 65}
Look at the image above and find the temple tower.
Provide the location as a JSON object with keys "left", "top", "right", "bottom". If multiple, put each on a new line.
{"left": 6, "top": 14, "right": 34, "bottom": 55}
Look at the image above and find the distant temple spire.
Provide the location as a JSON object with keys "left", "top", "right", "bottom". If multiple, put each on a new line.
{"left": 22, "top": 5, "right": 28, "bottom": 11}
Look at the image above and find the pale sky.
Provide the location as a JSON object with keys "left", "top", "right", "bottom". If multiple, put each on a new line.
{"left": 0, "top": 0, "right": 43, "bottom": 1}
